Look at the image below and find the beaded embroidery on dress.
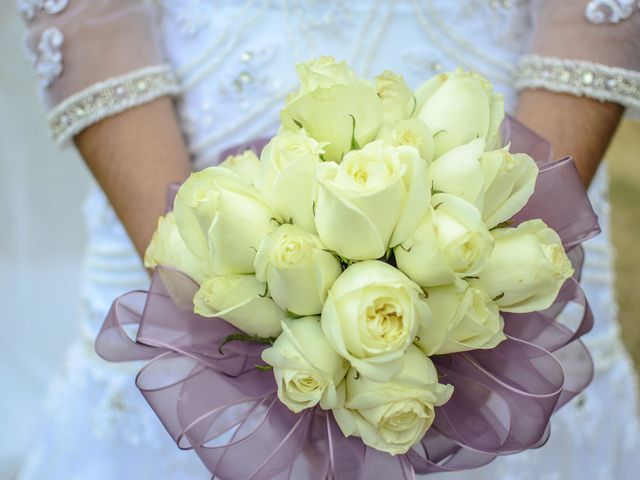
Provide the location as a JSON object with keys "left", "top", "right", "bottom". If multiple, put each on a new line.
{"left": 18, "top": 1, "right": 640, "bottom": 479}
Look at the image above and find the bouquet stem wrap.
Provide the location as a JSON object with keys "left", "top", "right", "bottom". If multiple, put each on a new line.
{"left": 96, "top": 117, "right": 600, "bottom": 479}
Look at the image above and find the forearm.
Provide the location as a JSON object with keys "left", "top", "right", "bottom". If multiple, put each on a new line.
{"left": 19, "top": 1, "right": 186, "bottom": 258}
{"left": 75, "top": 97, "right": 191, "bottom": 258}
{"left": 516, "top": 90, "right": 623, "bottom": 187}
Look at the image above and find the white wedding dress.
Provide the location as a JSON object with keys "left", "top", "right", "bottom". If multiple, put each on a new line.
{"left": 18, "top": 1, "right": 640, "bottom": 479}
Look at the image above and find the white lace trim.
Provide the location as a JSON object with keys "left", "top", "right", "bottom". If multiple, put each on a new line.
{"left": 514, "top": 55, "right": 640, "bottom": 109}
{"left": 585, "top": 0, "right": 640, "bottom": 24}
{"left": 48, "top": 64, "right": 182, "bottom": 145}
{"left": 25, "top": 26, "right": 64, "bottom": 88}
{"left": 18, "top": 0, "right": 70, "bottom": 21}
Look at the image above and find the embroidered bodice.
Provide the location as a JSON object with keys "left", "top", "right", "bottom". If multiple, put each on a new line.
{"left": 159, "top": 0, "right": 530, "bottom": 168}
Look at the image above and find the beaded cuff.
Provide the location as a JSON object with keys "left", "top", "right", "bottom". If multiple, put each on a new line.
{"left": 514, "top": 55, "right": 640, "bottom": 109}
{"left": 48, "top": 64, "right": 181, "bottom": 145}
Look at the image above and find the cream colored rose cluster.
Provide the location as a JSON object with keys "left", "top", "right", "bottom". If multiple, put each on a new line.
{"left": 144, "top": 57, "right": 574, "bottom": 456}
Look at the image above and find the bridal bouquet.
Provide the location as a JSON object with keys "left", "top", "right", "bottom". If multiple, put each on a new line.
{"left": 97, "top": 57, "right": 599, "bottom": 478}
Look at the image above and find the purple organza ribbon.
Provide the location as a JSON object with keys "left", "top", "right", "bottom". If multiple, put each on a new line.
{"left": 95, "top": 116, "right": 600, "bottom": 479}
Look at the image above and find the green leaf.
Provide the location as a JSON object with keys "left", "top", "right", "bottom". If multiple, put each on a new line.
{"left": 292, "top": 118, "right": 304, "bottom": 129}
{"left": 490, "top": 221, "right": 513, "bottom": 231}
{"left": 320, "top": 248, "right": 355, "bottom": 268}
{"left": 397, "top": 244, "right": 413, "bottom": 253}
{"left": 255, "top": 364, "right": 273, "bottom": 372}
{"left": 410, "top": 95, "right": 418, "bottom": 117}
{"left": 258, "top": 284, "right": 269, "bottom": 298}
{"left": 218, "top": 333, "right": 277, "bottom": 355}
{"left": 285, "top": 309, "right": 304, "bottom": 319}
{"left": 349, "top": 114, "right": 360, "bottom": 150}
{"left": 339, "top": 255, "right": 359, "bottom": 267}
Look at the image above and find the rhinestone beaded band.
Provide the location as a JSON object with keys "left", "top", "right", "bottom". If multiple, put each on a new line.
{"left": 48, "top": 64, "right": 181, "bottom": 145}
{"left": 514, "top": 55, "right": 640, "bottom": 109}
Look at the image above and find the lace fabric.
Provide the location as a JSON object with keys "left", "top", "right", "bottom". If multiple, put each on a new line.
{"left": 585, "top": 0, "right": 640, "bottom": 25}
{"left": 529, "top": 0, "right": 640, "bottom": 70}
{"left": 21, "top": 0, "right": 170, "bottom": 110}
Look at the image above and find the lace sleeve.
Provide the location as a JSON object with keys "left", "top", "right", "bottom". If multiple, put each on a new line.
{"left": 20, "top": 0, "right": 181, "bottom": 145}
{"left": 514, "top": 0, "right": 640, "bottom": 109}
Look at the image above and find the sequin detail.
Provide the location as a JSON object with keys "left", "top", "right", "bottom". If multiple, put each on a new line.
{"left": 514, "top": 55, "right": 640, "bottom": 109}
{"left": 48, "top": 64, "right": 181, "bottom": 144}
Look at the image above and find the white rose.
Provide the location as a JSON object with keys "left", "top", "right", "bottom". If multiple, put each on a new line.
{"left": 321, "top": 261, "right": 429, "bottom": 382}
{"left": 377, "top": 118, "right": 435, "bottom": 164}
{"left": 261, "top": 317, "right": 348, "bottom": 413}
{"left": 281, "top": 78, "right": 384, "bottom": 162}
{"left": 144, "top": 212, "right": 211, "bottom": 284}
{"left": 428, "top": 138, "right": 486, "bottom": 207}
{"left": 315, "top": 141, "right": 430, "bottom": 260}
{"left": 259, "top": 129, "right": 326, "bottom": 233}
{"left": 474, "top": 220, "right": 574, "bottom": 313}
{"left": 332, "top": 345, "right": 453, "bottom": 455}
{"left": 254, "top": 224, "right": 342, "bottom": 316}
{"left": 294, "top": 56, "right": 358, "bottom": 96}
{"left": 481, "top": 147, "right": 538, "bottom": 228}
{"left": 374, "top": 70, "right": 414, "bottom": 127}
{"left": 193, "top": 274, "right": 285, "bottom": 337}
{"left": 173, "top": 167, "right": 279, "bottom": 274}
{"left": 427, "top": 141, "right": 538, "bottom": 227}
{"left": 414, "top": 69, "right": 504, "bottom": 158}
{"left": 395, "top": 193, "right": 494, "bottom": 287}
{"left": 416, "top": 283, "right": 505, "bottom": 355}
{"left": 219, "top": 149, "right": 261, "bottom": 187}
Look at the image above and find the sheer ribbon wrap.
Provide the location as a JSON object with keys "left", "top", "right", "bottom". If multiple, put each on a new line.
{"left": 96, "top": 117, "right": 601, "bottom": 479}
